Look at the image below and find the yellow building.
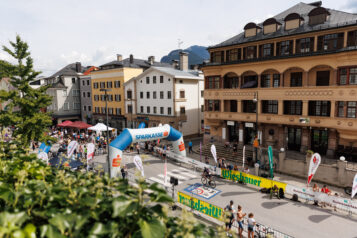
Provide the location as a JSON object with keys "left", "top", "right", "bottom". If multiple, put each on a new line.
{"left": 91, "top": 54, "right": 170, "bottom": 130}
{"left": 202, "top": 2, "right": 357, "bottom": 161}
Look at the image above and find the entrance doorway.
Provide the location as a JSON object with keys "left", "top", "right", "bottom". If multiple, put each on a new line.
{"left": 311, "top": 129, "right": 328, "bottom": 155}
{"left": 244, "top": 125, "right": 255, "bottom": 145}
{"left": 227, "top": 122, "right": 239, "bottom": 142}
{"left": 287, "top": 128, "right": 301, "bottom": 151}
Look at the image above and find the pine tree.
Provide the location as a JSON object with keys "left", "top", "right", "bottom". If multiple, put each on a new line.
{"left": 0, "top": 35, "right": 53, "bottom": 149}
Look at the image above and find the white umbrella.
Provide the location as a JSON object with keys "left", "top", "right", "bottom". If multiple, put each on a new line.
{"left": 87, "top": 123, "right": 115, "bottom": 132}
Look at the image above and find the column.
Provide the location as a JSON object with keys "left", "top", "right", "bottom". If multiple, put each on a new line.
{"left": 293, "top": 39, "right": 296, "bottom": 54}
{"left": 237, "top": 100, "right": 242, "bottom": 113}
{"left": 331, "top": 69, "right": 338, "bottom": 86}
{"left": 278, "top": 100, "right": 284, "bottom": 115}
{"left": 220, "top": 100, "right": 224, "bottom": 112}
{"left": 277, "top": 125, "right": 285, "bottom": 150}
{"left": 330, "top": 100, "right": 336, "bottom": 118}
{"left": 257, "top": 75, "right": 261, "bottom": 88}
{"left": 314, "top": 35, "right": 318, "bottom": 52}
{"left": 256, "top": 45, "right": 259, "bottom": 59}
{"left": 280, "top": 73, "right": 284, "bottom": 87}
{"left": 304, "top": 71, "right": 309, "bottom": 87}
{"left": 343, "top": 31, "right": 348, "bottom": 48}
{"left": 274, "top": 42, "right": 277, "bottom": 56}
{"left": 326, "top": 129, "right": 337, "bottom": 158}
{"left": 302, "top": 100, "right": 309, "bottom": 116}
{"left": 300, "top": 127, "right": 309, "bottom": 153}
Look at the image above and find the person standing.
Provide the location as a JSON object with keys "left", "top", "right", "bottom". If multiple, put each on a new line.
{"left": 121, "top": 165, "right": 127, "bottom": 179}
{"left": 247, "top": 213, "right": 256, "bottom": 238}
{"left": 224, "top": 200, "right": 235, "bottom": 236}
{"left": 312, "top": 183, "right": 320, "bottom": 206}
{"left": 237, "top": 205, "right": 246, "bottom": 238}
{"left": 188, "top": 141, "right": 193, "bottom": 154}
{"left": 136, "top": 143, "right": 140, "bottom": 154}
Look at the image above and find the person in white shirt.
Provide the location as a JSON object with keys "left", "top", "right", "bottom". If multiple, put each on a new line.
{"left": 247, "top": 213, "right": 256, "bottom": 238}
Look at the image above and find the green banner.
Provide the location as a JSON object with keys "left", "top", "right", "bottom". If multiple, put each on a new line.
{"left": 268, "top": 146, "right": 274, "bottom": 179}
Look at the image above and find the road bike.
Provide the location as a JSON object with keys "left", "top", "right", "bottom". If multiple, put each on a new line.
{"left": 201, "top": 174, "right": 216, "bottom": 188}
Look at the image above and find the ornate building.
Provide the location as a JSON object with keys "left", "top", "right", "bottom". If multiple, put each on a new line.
{"left": 202, "top": 1, "right": 357, "bottom": 160}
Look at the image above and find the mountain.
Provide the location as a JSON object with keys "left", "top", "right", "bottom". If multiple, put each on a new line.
{"left": 160, "top": 45, "right": 209, "bottom": 68}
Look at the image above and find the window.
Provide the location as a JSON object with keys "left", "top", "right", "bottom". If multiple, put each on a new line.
{"left": 74, "top": 103, "right": 80, "bottom": 110}
{"left": 152, "top": 91, "right": 156, "bottom": 99}
{"left": 290, "top": 72, "right": 302, "bottom": 87}
{"left": 72, "top": 78, "right": 76, "bottom": 84}
{"left": 277, "top": 40, "right": 293, "bottom": 55}
{"left": 284, "top": 101, "right": 302, "bottom": 115}
{"left": 127, "top": 90, "right": 132, "bottom": 99}
{"left": 87, "top": 80, "right": 90, "bottom": 86}
{"left": 201, "top": 105, "right": 204, "bottom": 112}
{"left": 64, "top": 102, "right": 69, "bottom": 111}
{"left": 316, "top": 71, "right": 330, "bottom": 86}
{"left": 206, "top": 76, "right": 220, "bottom": 89}
{"left": 260, "top": 43, "right": 274, "bottom": 58}
{"left": 127, "top": 105, "right": 132, "bottom": 114}
{"left": 140, "top": 106, "right": 144, "bottom": 113}
{"left": 140, "top": 92, "right": 143, "bottom": 99}
{"left": 205, "top": 100, "right": 220, "bottom": 111}
{"left": 167, "top": 91, "right": 171, "bottom": 99}
{"left": 94, "top": 95, "right": 99, "bottom": 101}
{"left": 160, "top": 76, "right": 164, "bottom": 83}
{"left": 115, "top": 94, "right": 121, "bottom": 101}
{"left": 337, "top": 101, "right": 345, "bottom": 117}
{"left": 147, "top": 92, "right": 150, "bottom": 99}
{"left": 296, "top": 37, "right": 314, "bottom": 53}
{"left": 100, "top": 95, "right": 105, "bottom": 101}
{"left": 101, "top": 107, "right": 106, "bottom": 114}
{"left": 108, "top": 95, "right": 113, "bottom": 101}
{"left": 108, "top": 108, "right": 113, "bottom": 115}
{"left": 73, "top": 89, "right": 80, "bottom": 96}
{"left": 100, "top": 82, "right": 105, "bottom": 88}
{"left": 347, "top": 102, "right": 357, "bottom": 118}
{"left": 116, "top": 108, "right": 121, "bottom": 115}
{"left": 147, "top": 106, "right": 150, "bottom": 113}
{"left": 179, "top": 90, "right": 185, "bottom": 98}
{"left": 309, "top": 101, "right": 331, "bottom": 117}
{"left": 160, "top": 91, "right": 164, "bottom": 99}
{"left": 242, "top": 75, "right": 258, "bottom": 88}
{"left": 114, "top": 81, "right": 120, "bottom": 88}
{"left": 93, "top": 82, "right": 98, "bottom": 89}
{"left": 201, "top": 90, "right": 204, "bottom": 97}
{"left": 153, "top": 106, "right": 157, "bottom": 114}
{"left": 211, "top": 51, "right": 224, "bottom": 63}
{"left": 168, "top": 107, "right": 172, "bottom": 115}
{"left": 82, "top": 80, "right": 85, "bottom": 86}
{"left": 88, "top": 106, "right": 91, "bottom": 111}
{"left": 338, "top": 67, "right": 357, "bottom": 85}
{"left": 83, "top": 92, "right": 86, "bottom": 97}
{"left": 261, "top": 74, "right": 270, "bottom": 88}
{"left": 160, "top": 107, "right": 164, "bottom": 114}
{"left": 318, "top": 33, "right": 344, "bottom": 51}
{"left": 339, "top": 68, "right": 347, "bottom": 85}
{"left": 243, "top": 46, "right": 256, "bottom": 59}
{"left": 350, "top": 68, "right": 357, "bottom": 85}
{"left": 107, "top": 81, "right": 112, "bottom": 88}
{"left": 262, "top": 100, "right": 278, "bottom": 114}
{"left": 226, "top": 48, "right": 240, "bottom": 62}
{"left": 348, "top": 30, "right": 357, "bottom": 47}
{"left": 273, "top": 74, "right": 280, "bottom": 87}
{"left": 146, "top": 77, "right": 150, "bottom": 84}
{"left": 153, "top": 76, "right": 156, "bottom": 84}
{"left": 95, "top": 107, "right": 99, "bottom": 113}
{"left": 242, "top": 100, "right": 256, "bottom": 113}
{"left": 180, "top": 107, "right": 185, "bottom": 115}
{"left": 63, "top": 90, "right": 67, "bottom": 96}
{"left": 87, "top": 92, "right": 90, "bottom": 97}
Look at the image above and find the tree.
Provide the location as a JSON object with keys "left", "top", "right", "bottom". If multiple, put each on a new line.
{"left": 0, "top": 35, "right": 53, "bottom": 149}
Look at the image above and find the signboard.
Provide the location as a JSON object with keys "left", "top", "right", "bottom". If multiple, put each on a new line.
{"left": 227, "top": 121, "right": 235, "bottom": 126}
{"left": 245, "top": 122, "right": 254, "bottom": 128}
{"left": 184, "top": 183, "right": 221, "bottom": 200}
{"left": 307, "top": 153, "right": 321, "bottom": 186}
{"left": 268, "top": 146, "right": 274, "bottom": 178}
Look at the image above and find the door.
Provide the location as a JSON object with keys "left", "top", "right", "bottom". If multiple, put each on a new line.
{"left": 228, "top": 122, "right": 239, "bottom": 142}
{"left": 287, "top": 128, "right": 301, "bottom": 151}
{"left": 311, "top": 129, "right": 328, "bottom": 155}
{"left": 244, "top": 126, "right": 255, "bottom": 145}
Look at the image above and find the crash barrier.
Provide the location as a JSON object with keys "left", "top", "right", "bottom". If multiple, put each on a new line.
{"left": 177, "top": 191, "right": 293, "bottom": 238}
{"left": 109, "top": 124, "right": 186, "bottom": 177}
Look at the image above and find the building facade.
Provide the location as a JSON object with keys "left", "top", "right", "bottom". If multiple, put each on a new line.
{"left": 91, "top": 54, "right": 170, "bottom": 131}
{"left": 46, "top": 62, "right": 85, "bottom": 124}
{"left": 124, "top": 52, "right": 204, "bottom": 137}
{"left": 202, "top": 2, "right": 357, "bottom": 160}
{"left": 79, "top": 66, "right": 98, "bottom": 124}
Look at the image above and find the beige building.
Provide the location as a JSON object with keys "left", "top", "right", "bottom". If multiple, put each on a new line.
{"left": 202, "top": 2, "right": 357, "bottom": 161}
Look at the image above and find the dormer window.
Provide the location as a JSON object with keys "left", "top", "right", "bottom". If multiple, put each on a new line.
{"left": 262, "top": 18, "right": 281, "bottom": 34}
{"left": 244, "top": 22, "right": 261, "bottom": 38}
{"left": 284, "top": 13, "right": 304, "bottom": 30}
{"left": 308, "top": 7, "right": 330, "bottom": 25}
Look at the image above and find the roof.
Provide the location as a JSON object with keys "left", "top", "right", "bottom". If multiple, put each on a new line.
{"left": 48, "top": 78, "right": 67, "bottom": 89}
{"left": 48, "top": 63, "right": 86, "bottom": 78}
{"left": 100, "top": 57, "right": 172, "bottom": 70}
{"left": 209, "top": 2, "right": 357, "bottom": 49}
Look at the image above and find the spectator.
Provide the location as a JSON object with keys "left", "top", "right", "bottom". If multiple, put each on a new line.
{"left": 205, "top": 156, "right": 209, "bottom": 165}
{"left": 227, "top": 164, "right": 233, "bottom": 171}
{"left": 188, "top": 141, "right": 193, "bottom": 154}
{"left": 312, "top": 184, "right": 319, "bottom": 206}
{"left": 224, "top": 200, "right": 235, "bottom": 236}
{"left": 237, "top": 205, "right": 246, "bottom": 238}
{"left": 243, "top": 166, "right": 250, "bottom": 174}
{"left": 247, "top": 213, "right": 256, "bottom": 238}
{"left": 136, "top": 143, "right": 140, "bottom": 154}
{"left": 121, "top": 165, "right": 127, "bottom": 179}
{"left": 321, "top": 185, "right": 331, "bottom": 207}
{"left": 218, "top": 158, "right": 223, "bottom": 168}
{"left": 233, "top": 165, "right": 238, "bottom": 171}
{"left": 162, "top": 145, "right": 167, "bottom": 159}
{"left": 233, "top": 143, "right": 238, "bottom": 153}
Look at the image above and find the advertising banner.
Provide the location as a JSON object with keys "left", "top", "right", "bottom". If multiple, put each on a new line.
{"left": 133, "top": 155, "right": 144, "bottom": 177}
{"left": 352, "top": 173, "right": 357, "bottom": 199}
{"left": 86, "top": 143, "right": 95, "bottom": 170}
{"left": 307, "top": 153, "right": 321, "bottom": 186}
{"left": 221, "top": 169, "right": 287, "bottom": 191}
{"left": 38, "top": 142, "right": 51, "bottom": 154}
{"left": 211, "top": 144, "right": 217, "bottom": 164}
{"left": 242, "top": 146, "right": 245, "bottom": 169}
{"left": 67, "top": 141, "right": 78, "bottom": 158}
{"left": 268, "top": 146, "right": 274, "bottom": 179}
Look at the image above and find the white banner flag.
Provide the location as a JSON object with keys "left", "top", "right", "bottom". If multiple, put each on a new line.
{"left": 211, "top": 144, "right": 217, "bottom": 164}
{"left": 307, "top": 153, "right": 321, "bottom": 186}
{"left": 38, "top": 151, "right": 48, "bottom": 163}
{"left": 352, "top": 173, "right": 357, "bottom": 199}
{"left": 242, "top": 145, "right": 246, "bottom": 169}
{"left": 133, "top": 155, "right": 144, "bottom": 177}
{"left": 67, "top": 141, "right": 78, "bottom": 158}
{"left": 86, "top": 143, "right": 95, "bottom": 171}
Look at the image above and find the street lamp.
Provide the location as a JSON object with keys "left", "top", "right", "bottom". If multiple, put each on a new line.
{"left": 253, "top": 91, "right": 258, "bottom": 162}
{"left": 100, "top": 88, "right": 112, "bottom": 176}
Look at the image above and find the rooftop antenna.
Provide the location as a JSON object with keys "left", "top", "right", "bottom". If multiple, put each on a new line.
{"left": 177, "top": 39, "right": 183, "bottom": 50}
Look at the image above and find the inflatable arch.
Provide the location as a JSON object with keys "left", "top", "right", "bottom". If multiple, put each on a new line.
{"left": 109, "top": 124, "right": 186, "bottom": 177}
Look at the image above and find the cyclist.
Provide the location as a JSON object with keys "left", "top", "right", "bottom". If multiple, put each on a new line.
{"left": 203, "top": 167, "right": 212, "bottom": 181}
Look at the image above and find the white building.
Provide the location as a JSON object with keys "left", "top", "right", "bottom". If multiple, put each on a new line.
{"left": 124, "top": 52, "right": 204, "bottom": 137}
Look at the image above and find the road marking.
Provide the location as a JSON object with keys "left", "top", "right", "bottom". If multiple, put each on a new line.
{"left": 148, "top": 177, "right": 171, "bottom": 186}
{"left": 176, "top": 170, "right": 198, "bottom": 179}
{"left": 158, "top": 173, "right": 185, "bottom": 182}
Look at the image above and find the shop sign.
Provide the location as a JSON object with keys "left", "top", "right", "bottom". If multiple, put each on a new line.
{"left": 227, "top": 121, "right": 235, "bottom": 126}
{"left": 245, "top": 122, "right": 254, "bottom": 128}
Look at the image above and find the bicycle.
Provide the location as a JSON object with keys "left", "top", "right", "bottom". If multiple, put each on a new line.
{"left": 201, "top": 174, "right": 216, "bottom": 188}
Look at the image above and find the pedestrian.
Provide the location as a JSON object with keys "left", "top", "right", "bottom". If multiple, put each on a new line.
{"left": 312, "top": 183, "right": 319, "bottom": 206}
{"left": 237, "top": 205, "right": 246, "bottom": 238}
{"left": 247, "top": 213, "right": 256, "bottom": 238}
{"left": 224, "top": 200, "right": 235, "bottom": 236}
{"left": 162, "top": 145, "right": 167, "bottom": 159}
{"left": 121, "top": 165, "right": 127, "bottom": 179}
{"left": 136, "top": 143, "right": 140, "bottom": 154}
{"left": 321, "top": 185, "right": 331, "bottom": 208}
{"left": 188, "top": 140, "right": 193, "bottom": 154}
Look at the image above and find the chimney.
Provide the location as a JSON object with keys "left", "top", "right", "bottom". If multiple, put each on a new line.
{"left": 171, "top": 60, "right": 179, "bottom": 69}
{"left": 193, "top": 65, "right": 199, "bottom": 71}
{"left": 179, "top": 51, "right": 189, "bottom": 71}
{"left": 129, "top": 54, "right": 134, "bottom": 64}
{"left": 148, "top": 56, "right": 155, "bottom": 65}
{"left": 116, "top": 54, "right": 122, "bottom": 61}
{"left": 75, "top": 62, "right": 81, "bottom": 73}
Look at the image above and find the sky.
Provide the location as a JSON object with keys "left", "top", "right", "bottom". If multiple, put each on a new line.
{"left": 0, "top": 0, "right": 356, "bottom": 76}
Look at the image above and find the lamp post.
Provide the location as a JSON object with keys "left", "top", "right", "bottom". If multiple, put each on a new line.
{"left": 100, "top": 88, "right": 112, "bottom": 176}
{"left": 253, "top": 91, "right": 258, "bottom": 162}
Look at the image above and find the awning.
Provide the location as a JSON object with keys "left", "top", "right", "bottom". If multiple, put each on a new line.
{"left": 88, "top": 123, "right": 115, "bottom": 132}
{"left": 57, "top": 120, "right": 73, "bottom": 127}
{"left": 67, "top": 121, "right": 92, "bottom": 129}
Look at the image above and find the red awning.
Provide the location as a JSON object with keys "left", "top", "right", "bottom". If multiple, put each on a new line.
{"left": 57, "top": 120, "right": 74, "bottom": 127}
{"left": 67, "top": 121, "right": 92, "bottom": 129}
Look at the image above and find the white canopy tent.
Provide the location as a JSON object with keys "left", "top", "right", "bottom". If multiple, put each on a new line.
{"left": 88, "top": 123, "right": 116, "bottom": 136}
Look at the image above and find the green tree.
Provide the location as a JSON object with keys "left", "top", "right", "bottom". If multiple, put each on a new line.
{"left": 0, "top": 35, "right": 53, "bottom": 150}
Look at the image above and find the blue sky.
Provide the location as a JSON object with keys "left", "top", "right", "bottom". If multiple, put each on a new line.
{"left": 0, "top": 0, "right": 355, "bottom": 75}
